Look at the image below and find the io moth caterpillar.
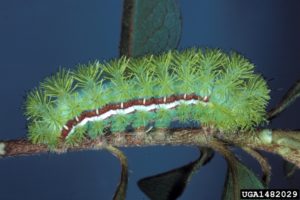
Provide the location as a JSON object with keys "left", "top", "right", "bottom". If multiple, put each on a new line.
{"left": 24, "top": 48, "right": 270, "bottom": 147}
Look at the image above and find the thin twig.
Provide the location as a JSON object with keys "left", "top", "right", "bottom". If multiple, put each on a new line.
{"left": 241, "top": 147, "right": 271, "bottom": 186}
{"left": 268, "top": 79, "right": 300, "bottom": 120}
{"left": 105, "top": 145, "right": 128, "bottom": 200}
{"left": 210, "top": 139, "right": 240, "bottom": 200}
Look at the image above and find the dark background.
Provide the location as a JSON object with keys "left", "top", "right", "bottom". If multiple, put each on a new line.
{"left": 0, "top": 0, "right": 299, "bottom": 199}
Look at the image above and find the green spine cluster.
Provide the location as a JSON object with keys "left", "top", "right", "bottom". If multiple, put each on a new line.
{"left": 24, "top": 48, "right": 270, "bottom": 147}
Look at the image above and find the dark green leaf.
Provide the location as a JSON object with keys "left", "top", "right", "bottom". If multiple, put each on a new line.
{"left": 223, "top": 160, "right": 267, "bottom": 200}
{"left": 283, "top": 160, "right": 298, "bottom": 178}
{"left": 120, "top": 0, "right": 182, "bottom": 57}
{"left": 138, "top": 147, "right": 214, "bottom": 200}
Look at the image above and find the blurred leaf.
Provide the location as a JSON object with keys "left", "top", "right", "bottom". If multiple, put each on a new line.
{"left": 283, "top": 160, "right": 298, "bottom": 178}
{"left": 138, "top": 147, "right": 214, "bottom": 200}
{"left": 120, "top": 0, "right": 182, "bottom": 57}
{"left": 223, "top": 160, "right": 267, "bottom": 200}
{"left": 268, "top": 79, "right": 300, "bottom": 120}
{"left": 105, "top": 146, "right": 128, "bottom": 200}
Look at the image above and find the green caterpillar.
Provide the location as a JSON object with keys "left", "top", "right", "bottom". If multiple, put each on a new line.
{"left": 25, "top": 48, "right": 270, "bottom": 147}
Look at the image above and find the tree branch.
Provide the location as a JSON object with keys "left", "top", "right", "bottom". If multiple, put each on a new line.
{"left": 1, "top": 128, "right": 300, "bottom": 168}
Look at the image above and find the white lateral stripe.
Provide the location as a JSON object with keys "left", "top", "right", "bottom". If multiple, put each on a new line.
{"left": 65, "top": 99, "right": 205, "bottom": 138}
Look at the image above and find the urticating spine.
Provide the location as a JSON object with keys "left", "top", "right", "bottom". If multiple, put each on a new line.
{"left": 24, "top": 48, "right": 270, "bottom": 147}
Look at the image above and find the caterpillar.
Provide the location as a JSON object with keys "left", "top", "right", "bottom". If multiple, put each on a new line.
{"left": 24, "top": 48, "right": 270, "bottom": 147}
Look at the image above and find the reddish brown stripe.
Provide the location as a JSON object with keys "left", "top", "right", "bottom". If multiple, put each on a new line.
{"left": 61, "top": 93, "right": 209, "bottom": 139}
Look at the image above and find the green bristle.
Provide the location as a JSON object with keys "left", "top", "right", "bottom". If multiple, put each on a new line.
{"left": 103, "top": 57, "right": 135, "bottom": 101}
{"left": 132, "top": 111, "right": 155, "bottom": 128}
{"left": 155, "top": 108, "right": 176, "bottom": 128}
{"left": 199, "top": 49, "right": 226, "bottom": 70}
{"left": 214, "top": 53, "right": 254, "bottom": 95}
{"left": 28, "top": 121, "right": 60, "bottom": 147}
{"left": 172, "top": 49, "right": 199, "bottom": 94}
{"left": 192, "top": 103, "right": 214, "bottom": 128}
{"left": 80, "top": 85, "right": 105, "bottom": 111}
{"left": 129, "top": 57, "right": 156, "bottom": 98}
{"left": 209, "top": 103, "right": 236, "bottom": 132}
{"left": 41, "top": 105, "right": 65, "bottom": 131}
{"left": 73, "top": 61, "right": 103, "bottom": 89}
{"left": 152, "top": 52, "right": 176, "bottom": 97}
{"left": 110, "top": 114, "right": 132, "bottom": 133}
{"left": 28, "top": 121, "right": 47, "bottom": 144}
{"left": 103, "top": 56, "right": 130, "bottom": 81}
{"left": 66, "top": 93, "right": 83, "bottom": 117}
{"left": 176, "top": 104, "right": 193, "bottom": 123}
{"left": 195, "top": 49, "right": 227, "bottom": 96}
{"left": 56, "top": 93, "right": 83, "bottom": 120}
{"left": 24, "top": 88, "right": 52, "bottom": 119}
{"left": 41, "top": 68, "right": 75, "bottom": 98}
{"left": 88, "top": 121, "right": 105, "bottom": 139}
{"left": 225, "top": 52, "right": 255, "bottom": 79}
{"left": 65, "top": 125, "right": 87, "bottom": 146}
